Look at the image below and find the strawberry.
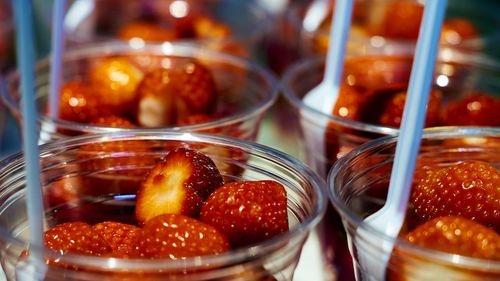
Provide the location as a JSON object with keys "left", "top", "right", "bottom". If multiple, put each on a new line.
{"left": 44, "top": 176, "right": 82, "bottom": 208}
{"left": 192, "top": 16, "right": 231, "bottom": 40}
{"left": 44, "top": 222, "right": 111, "bottom": 256}
{"left": 378, "top": 90, "right": 441, "bottom": 128}
{"left": 138, "top": 214, "right": 230, "bottom": 259}
{"left": 379, "top": 1, "right": 423, "bottom": 39}
{"left": 89, "top": 57, "right": 144, "bottom": 114}
{"left": 411, "top": 161, "right": 500, "bottom": 228}
{"left": 135, "top": 148, "right": 224, "bottom": 224}
{"left": 90, "top": 115, "right": 136, "bottom": 128}
{"left": 403, "top": 216, "right": 500, "bottom": 260}
{"left": 200, "top": 180, "right": 289, "bottom": 247}
{"left": 117, "top": 21, "right": 177, "bottom": 42}
{"left": 136, "top": 60, "right": 216, "bottom": 127}
{"left": 58, "top": 81, "right": 119, "bottom": 123}
{"left": 440, "top": 18, "right": 478, "bottom": 46}
{"left": 92, "top": 221, "right": 142, "bottom": 258}
{"left": 440, "top": 93, "right": 500, "bottom": 126}
{"left": 331, "top": 84, "right": 367, "bottom": 121}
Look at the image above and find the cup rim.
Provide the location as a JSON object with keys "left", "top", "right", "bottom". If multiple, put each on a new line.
{"left": 1, "top": 41, "right": 279, "bottom": 134}
{"left": 0, "top": 130, "right": 327, "bottom": 271}
{"left": 327, "top": 126, "right": 500, "bottom": 267}
{"left": 280, "top": 50, "right": 500, "bottom": 136}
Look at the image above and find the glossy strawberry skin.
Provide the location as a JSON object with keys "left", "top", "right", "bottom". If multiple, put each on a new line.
{"left": 440, "top": 93, "right": 500, "bottom": 126}
{"left": 92, "top": 221, "right": 142, "bottom": 258}
{"left": 44, "top": 222, "right": 111, "bottom": 256}
{"left": 138, "top": 214, "right": 230, "bottom": 259}
{"left": 379, "top": 1, "right": 423, "bottom": 39}
{"left": 411, "top": 161, "right": 500, "bottom": 228}
{"left": 135, "top": 148, "right": 224, "bottom": 224}
{"left": 200, "top": 180, "right": 289, "bottom": 247}
{"left": 403, "top": 216, "right": 500, "bottom": 260}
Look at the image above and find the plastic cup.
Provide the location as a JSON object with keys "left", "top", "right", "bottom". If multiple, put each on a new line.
{"left": 328, "top": 127, "right": 500, "bottom": 281}
{"left": 287, "top": 0, "right": 500, "bottom": 57}
{"left": 0, "top": 130, "right": 326, "bottom": 281}
{"left": 1, "top": 41, "right": 278, "bottom": 144}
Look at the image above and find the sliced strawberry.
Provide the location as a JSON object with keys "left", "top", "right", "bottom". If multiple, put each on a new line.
{"left": 379, "top": 1, "right": 423, "bottom": 39}
{"left": 378, "top": 90, "right": 441, "bottom": 128}
{"left": 200, "top": 180, "right": 289, "bottom": 247}
{"left": 411, "top": 161, "right": 500, "bottom": 228}
{"left": 92, "top": 221, "right": 142, "bottom": 258}
{"left": 89, "top": 57, "right": 144, "bottom": 114}
{"left": 136, "top": 60, "right": 216, "bottom": 127}
{"left": 440, "top": 93, "right": 500, "bottom": 126}
{"left": 138, "top": 214, "right": 230, "bottom": 259}
{"left": 117, "top": 21, "right": 177, "bottom": 42}
{"left": 404, "top": 216, "right": 500, "bottom": 259}
{"left": 58, "top": 81, "right": 119, "bottom": 123}
{"left": 90, "top": 115, "right": 136, "bottom": 128}
{"left": 135, "top": 148, "right": 223, "bottom": 224}
{"left": 440, "top": 18, "right": 478, "bottom": 45}
{"left": 44, "top": 222, "right": 111, "bottom": 256}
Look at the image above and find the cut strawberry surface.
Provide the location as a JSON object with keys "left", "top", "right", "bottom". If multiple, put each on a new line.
{"left": 93, "top": 221, "right": 142, "bottom": 258}
{"left": 200, "top": 180, "right": 289, "bottom": 247}
{"left": 411, "top": 160, "right": 500, "bottom": 228}
{"left": 44, "top": 222, "right": 111, "bottom": 256}
{"left": 138, "top": 214, "right": 230, "bottom": 259}
{"left": 135, "top": 148, "right": 223, "bottom": 224}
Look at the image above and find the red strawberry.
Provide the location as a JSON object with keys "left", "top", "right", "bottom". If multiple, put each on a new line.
{"left": 90, "top": 115, "right": 136, "bottom": 128}
{"left": 200, "top": 180, "right": 289, "bottom": 247}
{"left": 58, "top": 81, "right": 119, "bottom": 123}
{"left": 440, "top": 18, "right": 478, "bottom": 46}
{"left": 379, "top": 1, "right": 423, "bottom": 39}
{"left": 138, "top": 214, "right": 230, "bottom": 259}
{"left": 92, "top": 221, "right": 142, "bottom": 258}
{"left": 136, "top": 60, "right": 216, "bottom": 127}
{"left": 331, "top": 84, "right": 367, "bottom": 121}
{"left": 378, "top": 90, "right": 441, "bottom": 128}
{"left": 89, "top": 57, "right": 144, "bottom": 114}
{"left": 411, "top": 161, "right": 500, "bottom": 228}
{"left": 44, "top": 222, "right": 111, "bottom": 256}
{"left": 192, "top": 16, "right": 231, "bottom": 40}
{"left": 440, "top": 93, "right": 500, "bottom": 126}
{"left": 404, "top": 216, "right": 500, "bottom": 260}
{"left": 135, "top": 148, "right": 224, "bottom": 224}
{"left": 117, "top": 21, "right": 177, "bottom": 42}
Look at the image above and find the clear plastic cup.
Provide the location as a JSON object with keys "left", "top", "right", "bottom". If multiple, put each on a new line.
{"left": 328, "top": 127, "right": 500, "bottom": 281}
{"left": 53, "top": 0, "right": 271, "bottom": 58}
{"left": 1, "top": 42, "right": 278, "bottom": 144}
{"left": 0, "top": 130, "right": 326, "bottom": 281}
{"left": 287, "top": 0, "right": 500, "bottom": 57}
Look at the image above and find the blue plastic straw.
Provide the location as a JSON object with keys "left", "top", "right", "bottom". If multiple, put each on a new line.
{"left": 386, "top": 0, "right": 448, "bottom": 223}
{"left": 322, "top": 0, "right": 353, "bottom": 113}
{"left": 49, "top": 0, "right": 66, "bottom": 118}
{"left": 13, "top": 0, "right": 45, "bottom": 248}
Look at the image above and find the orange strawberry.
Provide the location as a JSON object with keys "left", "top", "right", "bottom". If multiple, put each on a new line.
{"left": 44, "top": 176, "right": 82, "bottom": 208}
{"left": 378, "top": 90, "right": 442, "bottom": 128}
{"left": 138, "top": 214, "right": 230, "bottom": 259}
{"left": 331, "top": 84, "right": 367, "bottom": 121}
{"left": 58, "top": 81, "right": 119, "bottom": 123}
{"left": 192, "top": 16, "right": 231, "bottom": 40}
{"left": 44, "top": 222, "right": 111, "bottom": 256}
{"left": 403, "top": 216, "right": 500, "bottom": 260}
{"left": 135, "top": 148, "right": 223, "bottom": 224}
{"left": 92, "top": 221, "right": 142, "bottom": 258}
{"left": 379, "top": 1, "right": 423, "bottom": 39}
{"left": 136, "top": 60, "right": 216, "bottom": 127}
{"left": 411, "top": 161, "right": 500, "bottom": 228}
{"left": 90, "top": 115, "right": 136, "bottom": 128}
{"left": 200, "top": 180, "right": 289, "bottom": 247}
{"left": 89, "top": 57, "right": 144, "bottom": 114}
{"left": 440, "top": 93, "right": 500, "bottom": 126}
{"left": 117, "top": 21, "right": 177, "bottom": 42}
{"left": 440, "top": 18, "right": 478, "bottom": 46}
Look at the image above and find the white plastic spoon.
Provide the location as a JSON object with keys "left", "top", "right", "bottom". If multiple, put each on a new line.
{"left": 357, "top": 0, "right": 448, "bottom": 280}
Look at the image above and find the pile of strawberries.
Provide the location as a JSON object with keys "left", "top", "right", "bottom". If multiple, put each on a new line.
{"left": 388, "top": 160, "right": 500, "bottom": 279}
{"left": 44, "top": 148, "right": 289, "bottom": 261}
{"left": 58, "top": 54, "right": 223, "bottom": 130}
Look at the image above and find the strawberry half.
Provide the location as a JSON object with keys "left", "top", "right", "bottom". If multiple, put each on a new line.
{"left": 411, "top": 160, "right": 500, "bottom": 228}
{"left": 92, "top": 221, "right": 142, "bottom": 258}
{"left": 440, "top": 93, "right": 500, "bottom": 126}
{"left": 44, "top": 222, "right": 111, "bottom": 256}
{"left": 200, "top": 180, "right": 289, "bottom": 247}
{"left": 138, "top": 214, "right": 230, "bottom": 259}
{"left": 135, "top": 148, "right": 224, "bottom": 224}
